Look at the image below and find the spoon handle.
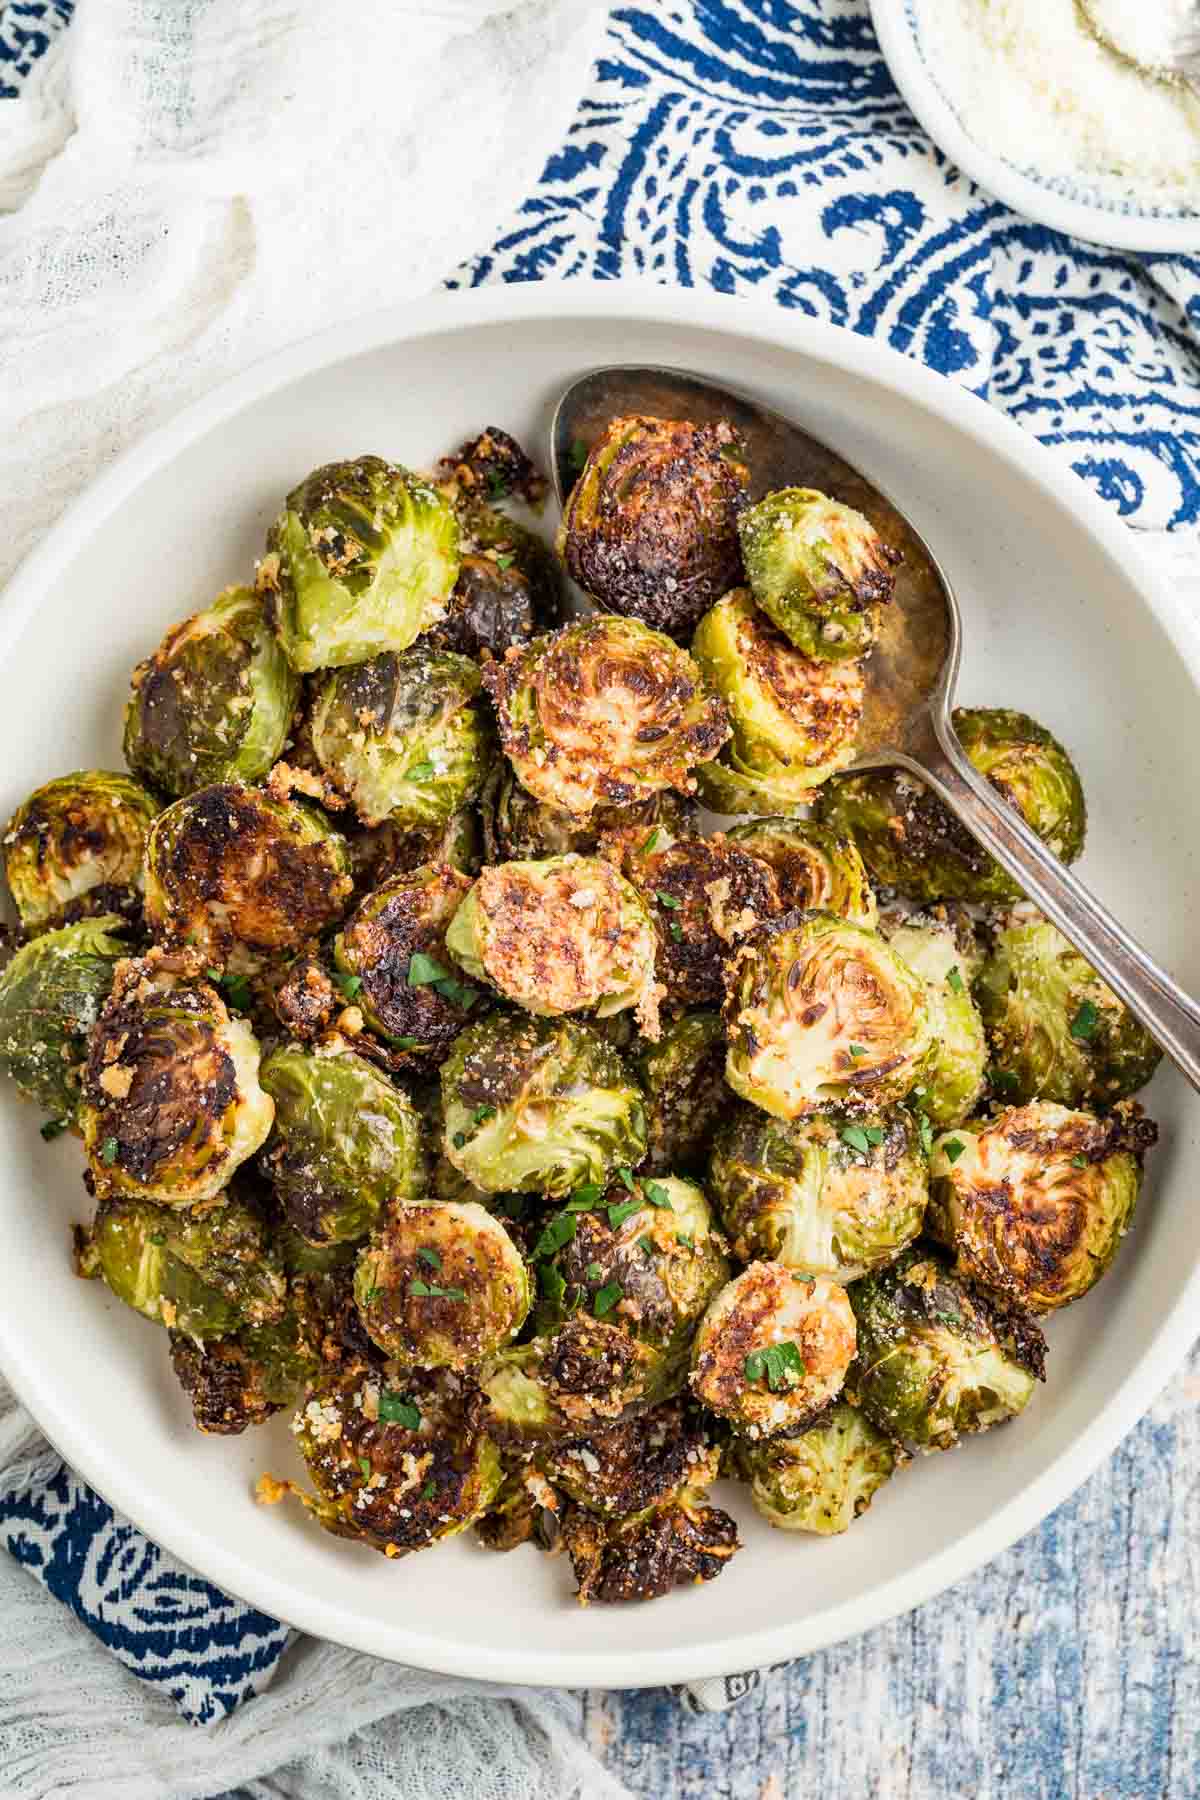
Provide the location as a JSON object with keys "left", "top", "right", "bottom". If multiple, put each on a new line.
{"left": 905, "top": 723, "right": 1200, "bottom": 1095}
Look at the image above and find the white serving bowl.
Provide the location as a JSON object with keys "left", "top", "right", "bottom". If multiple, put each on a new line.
{"left": 871, "top": 0, "right": 1200, "bottom": 253}
{"left": 0, "top": 282, "right": 1196, "bottom": 1688}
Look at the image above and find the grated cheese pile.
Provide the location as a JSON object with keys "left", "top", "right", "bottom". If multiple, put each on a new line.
{"left": 922, "top": 0, "right": 1200, "bottom": 208}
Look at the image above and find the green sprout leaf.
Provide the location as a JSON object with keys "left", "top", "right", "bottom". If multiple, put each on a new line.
{"left": 379, "top": 1391, "right": 422, "bottom": 1430}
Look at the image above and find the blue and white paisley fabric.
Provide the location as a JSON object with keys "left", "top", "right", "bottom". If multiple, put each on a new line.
{"left": 450, "top": 0, "right": 1200, "bottom": 529}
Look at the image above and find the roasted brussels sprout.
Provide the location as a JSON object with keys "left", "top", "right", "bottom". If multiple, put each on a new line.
{"left": 480, "top": 1315, "right": 663, "bottom": 1446}
{"left": 4, "top": 771, "right": 158, "bottom": 934}
{"left": 737, "top": 487, "right": 898, "bottom": 663}
{"left": 348, "top": 807, "right": 482, "bottom": 892}
{"left": 333, "top": 862, "right": 478, "bottom": 1059}
{"left": 440, "top": 1013, "right": 646, "bottom": 1197}
{"left": 445, "top": 855, "right": 661, "bottom": 1036}
{"left": 123, "top": 586, "right": 301, "bottom": 798}
{"left": 474, "top": 1465, "right": 562, "bottom": 1555}
{"left": 635, "top": 1010, "right": 727, "bottom": 1174}
{"left": 558, "top": 415, "right": 748, "bottom": 641}
{"left": 817, "top": 708, "right": 1087, "bottom": 905}
{"left": 562, "top": 1485, "right": 739, "bottom": 1605}
{"left": 692, "top": 589, "right": 864, "bottom": 810}
{"left": 975, "top": 906, "right": 1162, "bottom": 1106}
{"left": 310, "top": 649, "right": 494, "bottom": 829}
{"left": 544, "top": 1397, "right": 720, "bottom": 1518}
{"left": 258, "top": 1044, "right": 422, "bottom": 1245}
{"left": 80, "top": 948, "right": 274, "bottom": 1204}
{"left": 353, "top": 1197, "right": 531, "bottom": 1369}
{"left": 144, "top": 782, "right": 352, "bottom": 963}
{"left": 480, "top": 761, "right": 693, "bottom": 865}
{"left": 847, "top": 1245, "right": 1046, "bottom": 1450}
{"left": 483, "top": 616, "right": 730, "bottom": 819}
{"left": 270, "top": 1364, "right": 502, "bottom": 1555}
{"left": 534, "top": 1175, "right": 731, "bottom": 1396}
{"left": 259, "top": 457, "right": 460, "bottom": 673}
{"left": 0, "top": 916, "right": 126, "bottom": 1121}
{"left": 708, "top": 1103, "right": 927, "bottom": 1282}
{"left": 601, "top": 819, "right": 776, "bottom": 1012}
{"left": 81, "top": 1184, "right": 286, "bottom": 1338}
{"left": 690, "top": 1263, "right": 856, "bottom": 1438}
{"left": 437, "top": 425, "right": 550, "bottom": 510}
{"left": 726, "top": 818, "right": 877, "bottom": 930}
{"left": 169, "top": 1320, "right": 316, "bottom": 1434}
{"left": 731, "top": 1400, "right": 905, "bottom": 1534}
{"left": 724, "top": 911, "right": 934, "bottom": 1120}
{"left": 418, "top": 499, "right": 561, "bottom": 659}
{"left": 878, "top": 909, "right": 987, "bottom": 1129}
{"left": 928, "top": 1100, "right": 1155, "bottom": 1312}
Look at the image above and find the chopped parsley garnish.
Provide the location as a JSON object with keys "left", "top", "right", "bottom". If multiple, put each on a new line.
{"left": 100, "top": 1137, "right": 119, "bottom": 1166}
{"left": 147, "top": 1231, "right": 166, "bottom": 1246}
{"left": 357, "top": 1456, "right": 372, "bottom": 1481}
{"left": 406, "top": 761, "right": 436, "bottom": 782}
{"left": 1070, "top": 1000, "right": 1100, "bottom": 1042}
{"left": 669, "top": 921, "right": 683, "bottom": 942}
{"left": 616, "top": 1165, "right": 635, "bottom": 1191}
{"left": 744, "top": 1341, "right": 806, "bottom": 1392}
{"left": 848, "top": 1043, "right": 867, "bottom": 1059}
{"left": 942, "top": 1138, "right": 966, "bottom": 1164}
{"left": 472, "top": 1103, "right": 497, "bottom": 1125}
{"left": 336, "top": 972, "right": 363, "bottom": 999}
{"left": 568, "top": 438, "right": 588, "bottom": 475}
{"left": 640, "top": 827, "right": 661, "bottom": 854}
{"left": 642, "top": 1180, "right": 673, "bottom": 1210}
{"left": 219, "top": 972, "right": 253, "bottom": 1012}
{"left": 585, "top": 1261, "right": 604, "bottom": 1282}
{"left": 592, "top": 1281, "right": 623, "bottom": 1317}
{"left": 452, "top": 1131, "right": 467, "bottom": 1149}
{"left": 863, "top": 1125, "right": 885, "bottom": 1145}
{"left": 568, "top": 1182, "right": 603, "bottom": 1208}
{"left": 416, "top": 1245, "right": 442, "bottom": 1269}
{"left": 420, "top": 1478, "right": 437, "bottom": 1501}
{"left": 408, "top": 1279, "right": 466, "bottom": 1301}
{"left": 495, "top": 553, "right": 516, "bottom": 571}
{"left": 379, "top": 1392, "right": 421, "bottom": 1430}
{"left": 406, "top": 951, "right": 477, "bottom": 1009}
{"left": 538, "top": 1262, "right": 566, "bottom": 1308}
{"left": 532, "top": 1212, "right": 577, "bottom": 1259}
{"left": 946, "top": 965, "right": 965, "bottom": 995}
{"left": 487, "top": 468, "right": 511, "bottom": 497}
{"left": 607, "top": 1198, "right": 642, "bottom": 1229}
{"left": 204, "top": 968, "right": 222, "bottom": 983}
{"left": 637, "top": 1234, "right": 655, "bottom": 1257}
{"left": 916, "top": 1113, "right": 934, "bottom": 1157}
{"left": 675, "top": 1232, "right": 694, "bottom": 1249}
{"left": 39, "top": 1117, "right": 68, "bottom": 1142}
{"left": 990, "top": 1067, "right": 1019, "bottom": 1096}
{"left": 936, "top": 1309, "right": 963, "bottom": 1328}
{"left": 1071, "top": 1154, "right": 1088, "bottom": 1169}
{"left": 655, "top": 890, "right": 682, "bottom": 910}
{"left": 840, "top": 1125, "right": 871, "bottom": 1155}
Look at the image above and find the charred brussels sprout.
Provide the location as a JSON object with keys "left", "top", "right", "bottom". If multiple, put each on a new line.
{"left": 545, "top": 1397, "right": 720, "bottom": 1518}
{"left": 847, "top": 1245, "right": 1046, "bottom": 1450}
{"left": 480, "top": 761, "right": 693, "bottom": 864}
{"left": 445, "top": 855, "right": 661, "bottom": 1036}
{"left": 4, "top": 771, "right": 158, "bottom": 934}
{"left": 724, "top": 911, "right": 934, "bottom": 1120}
{"left": 692, "top": 589, "right": 864, "bottom": 810}
{"left": 440, "top": 1013, "right": 646, "bottom": 1197}
{"left": 144, "top": 782, "right": 351, "bottom": 963}
{"left": 418, "top": 498, "right": 561, "bottom": 659}
{"left": 260, "top": 457, "right": 459, "bottom": 673}
{"left": 0, "top": 916, "right": 126, "bottom": 1120}
{"left": 738, "top": 487, "right": 898, "bottom": 663}
{"left": 635, "top": 1010, "right": 727, "bottom": 1174}
{"left": 817, "top": 708, "right": 1087, "bottom": 905}
{"left": 123, "top": 586, "right": 300, "bottom": 797}
{"left": 562, "top": 1484, "right": 739, "bottom": 1606}
{"left": 334, "top": 862, "right": 478, "bottom": 1058}
{"left": 258, "top": 1045, "right": 422, "bottom": 1245}
{"left": 879, "top": 910, "right": 987, "bottom": 1129}
{"left": 732, "top": 1401, "right": 905, "bottom": 1534}
{"left": 534, "top": 1175, "right": 731, "bottom": 1396}
{"left": 483, "top": 616, "right": 730, "bottom": 819}
{"left": 311, "top": 649, "right": 494, "bottom": 830}
{"left": 558, "top": 415, "right": 748, "bottom": 641}
{"left": 481, "top": 1316, "right": 663, "bottom": 1447}
{"left": 80, "top": 949, "right": 274, "bottom": 1204}
{"left": 929, "top": 1100, "right": 1155, "bottom": 1312}
{"left": 726, "top": 818, "right": 877, "bottom": 930}
{"left": 708, "top": 1103, "right": 927, "bottom": 1282}
{"left": 82, "top": 1184, "right": 286, "bottom": 1338}
{"left": 273, "top": 1364, "right": 502, "bottom": 1555}
{"left": 975, "top": 907, "right": 1162, "bottom": 1106}
{"left": 690, "top": 1263, "right": 856, "bottom": 1438}
{"left": 169, "top": 1317, "right": 317, "bottom": 1435}
{"left": 353, "top": 1198, "right": 530, "bottom": 1369}
{"left": 347, "top": 807, "right": 481, "bottom": 894}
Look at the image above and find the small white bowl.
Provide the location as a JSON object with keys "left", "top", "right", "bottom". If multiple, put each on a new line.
{"left": 871, "top": 0, "right": 1200, "bottom": 252}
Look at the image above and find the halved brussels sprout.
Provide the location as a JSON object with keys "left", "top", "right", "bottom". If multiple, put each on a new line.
{"left": 692, "top": 589, "right": 864, "bottom": 809}
{"left": 80, "top": 948, "right": 274, "bottom": 1204}
{"left": 123, "top": 586, "right": 301, "bottom": 798}
{"left": 732, "top": 1400, "right": 905, "bottom": 1534}
{"left": 480, "top": 761, "right": 694, "bottom": 865}
{"left": 817, "top": 708, "right": 1087, "bottom": 905}
{"left": 847, "top": 1244, "right": 1046, "bottom": 1450}
{"left": 310, "top": 649, "right": 494, "bottom": 829}
{"left": 879, "top": 909, "right": 987, "bottom": 1129}
{"left": 975, "top": 906, "right": 1162, "bottom": 1107}
{"left": 170, "top": 1314, "right": 319, "bottom": 1435}
{"left": 353, "top": 1197, "right": 530, "bottom": 1369}
{"left": 557, "top": 415, "right": 748, "bottom": 641}
{"left": 81, "top": 1184, "right": 286, "bottom": 1338}
{"left": 474, "top": 1466, "right": 562, "bottom": 1555}
{"left": 0, "top": 915, "right": 126, "bottom": 1121}
{"left": 928, "top": 1099, "right": 1155, "bottom": 1312}
{"left": 259, "top": 457, "right": 460, "bottom": 673}
{"left": 483, "top": 616, "right": 730, "bottom": 819}
{"left": 562, "top": 1485, "right": 739, "bottom": 1606}
{"left": 334, "top": 862, "right": 477, "bottom": 1060}
{"left": 533, "top": 1174, "right": 731, "bottom": 1397}
{"left": 601, "top": 818, "right": 776, "bottom": 1012}
{"left": 738, "top": 487, "right": 898, "bottom": 663}
{"left": 271, "top": 1364, "right": 502, "bottom": 1555}
{"left": 440, "top": 1013, "right": 646, "bottom": 1197}
{"left": 636, "top": 1010, "right": 727, "bottom": 1174}
{"left": 708, "top": 1103, "right": 927, "bottom": 1282}
{"left": 726, "top": 818, "right": 877, "bottom": 930}
{"left": 418, "top": 498, "right": 561, "bottom": 659}
{"left": 724, "top": 911, "right": 934, "bottom": 1119}
{"left": 263, "top": 954, "right": 338, "bottom": 1043}
{"left": 144, "top": 782, "right": 352, "bottom": 963}
{"left": 545, "top": 1397, "right": 720, "bottom": 1518}
{"left": 436, "top": 425, "right": 550, "bottom": 510}
{"left": 258, "top": 1044, "right": 422, "bottom": 1245}
{"left": 480, "top": 1316, "right": 663, "bottom": 1447}
{"left": 690, "top": 1263, "right": 856, "bottom": 1438}
{"left": 4, "top": 771, "right": 159, "bottom": 935}
{"left": 445, "top": 855, "right": 661, "bottom": 1037}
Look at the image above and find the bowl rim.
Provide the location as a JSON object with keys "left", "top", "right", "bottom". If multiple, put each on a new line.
{"left": 0, "top": 278, "right": 1196, "bottom": 1688}
{"left": 869, "top": 0, "right": 1200, "bottom": 254}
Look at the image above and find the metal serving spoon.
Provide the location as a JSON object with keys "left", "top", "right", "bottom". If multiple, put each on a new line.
{"left": 1077, "top": 0, "right": 1200, "bottom": 88}
{"left": 550, "top": 363, "right": 1200, "bottom": 1094}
